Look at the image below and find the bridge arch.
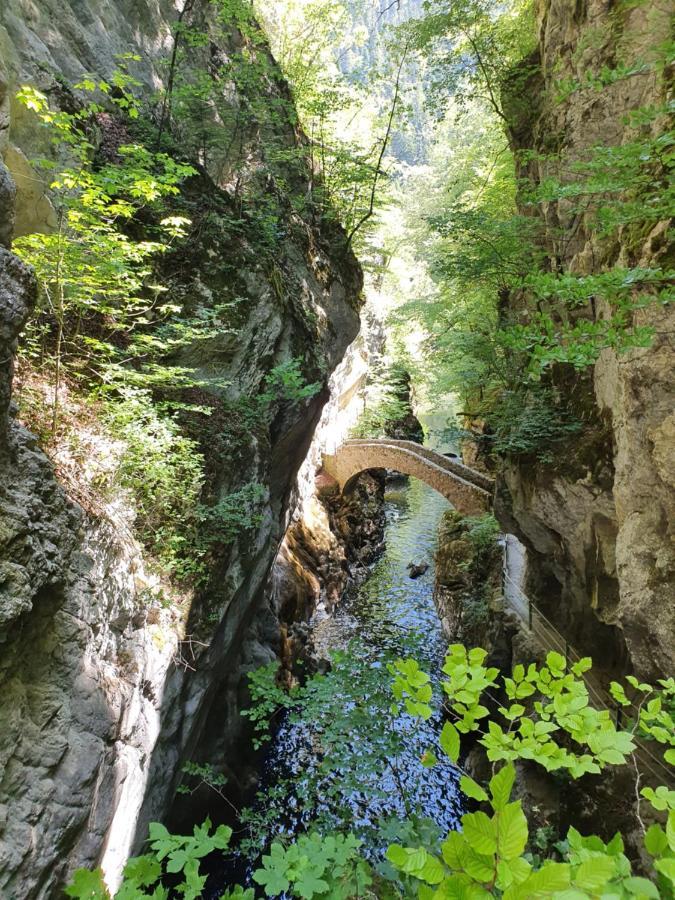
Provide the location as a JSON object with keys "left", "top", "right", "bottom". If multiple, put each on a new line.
{"left": 322, "top": 439, "right": 493, "bottom": 517}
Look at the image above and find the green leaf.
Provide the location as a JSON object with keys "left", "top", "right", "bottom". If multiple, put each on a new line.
{"left": 571, "top": 657, "right": 592, "bottom": 675}
{"left": 253, "top": 842, "right": 296, "bottom": 896}
{"left": 462, "top": 811, "right": 497, "bottom": 856}
{"left": 496, "top": 857, "right": 532, "bottom": 890}
{"left": 503, "top": 861, "right": 570, "bottom": 899}
{"left": 253, "top": 861, "right": 291, "bottom": 896}
{"left": 64, "top": 869, "right": 109, "bottom": 899}
{"left": 489, "top": 764, "right": 516, "bottom": 811}
{"left": 460, "top": 775, "right": 488, "bottom": 802}
{"left": 644, "top": 824, "right": 668, "bottom": 856}
{"left": 294, "top": 868, "right": 329, "bottom": 899}
{"left": 441, "top": 831, "right": 467, "bottom": 869}
{"left": 386, "top": 845, "right": 444, "bottom": 884}
{"left": 122, "top": 855, "right": 162, "bottom": 887}
{"left": 148, "top": 822, "right": 174, "bottom": 860}
{"left": 606, "top": 832, "right": 624, "bottom": 856}
{"left": 655, "top": 857, "right": 675, "bottom": 884}
{"left": 623, "top": 876, "right": 660, "bottom": 897}
{"left": 573, "top": 856, "right": 616, "bottom": 891}
{"left": 177, "top": 857, "right": 207, "bottom": 900}
{"left": 440, "top": 721, "right": 461, "bottom": 763}
{"left": 496, "top": 802, "right": 528, "bottom": 860}
{"left": 546, "top": 651, "right": 566, "bottom": 674}
{"left": 668, "top": 809, "right": 675, "bottom": 852}
{"left": 463, "top": 847, "right": 497, "bottom": 883}
{"left": 421, "top": 749, "right": 439, "bottom": 768}
{"left": 213, "top": 825, "right": 233, "bottom": 850}
{"left": 642, "top": 785, "right": 675, "bottom": 811}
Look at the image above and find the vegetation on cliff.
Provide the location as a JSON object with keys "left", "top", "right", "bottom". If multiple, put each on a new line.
{"left": 2, "top": 0, "right": 673, "bottom": 894}
{"left": 10, "top": 0, "right": 351, "bottom": 591}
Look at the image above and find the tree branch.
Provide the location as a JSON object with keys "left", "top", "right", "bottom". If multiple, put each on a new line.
{"left": 345, "top": 46, "right": 408, "bottom": 248}
{"left": 156, "top": 0, "right": 198, "bottom": 149}
{"left": 459, "top": 27, "right": 508, "bottom": 124}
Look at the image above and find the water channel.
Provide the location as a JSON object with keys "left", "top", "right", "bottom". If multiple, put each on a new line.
{"left": 214, "top": 430, "right": 466, "bottom": 892}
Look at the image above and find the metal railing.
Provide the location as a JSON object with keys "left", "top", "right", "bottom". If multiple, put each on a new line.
{"left": 501, "top": 555, "right": 674, "bottom": 787}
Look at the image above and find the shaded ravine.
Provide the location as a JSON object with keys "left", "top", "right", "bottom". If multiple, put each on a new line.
{"left": 210, "top": 431, "right": 470, "bottom": 890}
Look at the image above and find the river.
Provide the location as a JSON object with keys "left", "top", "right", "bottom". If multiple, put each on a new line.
{"left": 217, "top": 441, "right": 465, "bottom": 889}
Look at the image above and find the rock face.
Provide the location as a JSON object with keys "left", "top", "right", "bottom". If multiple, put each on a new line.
{"left": 274, "top": 469, "right": 385, "bottom": 621}
{"left": 0, "top": 2, "right": 362, "bottom": 896}
{"left": 434, "top": 510, "right": 513, "bottom": 665}
{"left": 497, "top": 0, "right": 674, "bottom": 680}
{"left": 383, "top": 370, "right": 424, "bottom": 443}
{"left": 0, "top": 247, "right": 35, "bottom": 442}
{"left": 164, "top": 320, "right": 388, "bottom": 832}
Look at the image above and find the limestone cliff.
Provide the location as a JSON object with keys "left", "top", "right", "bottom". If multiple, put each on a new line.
{"left": 496, "top": 0, "right": 674, "bottom": 680}
{"left": 0, "top": 1, "right": 362, "bottom": 895}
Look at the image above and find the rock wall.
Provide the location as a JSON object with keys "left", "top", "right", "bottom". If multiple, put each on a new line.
{"left": 163, "top": 315, "right": 390, "bottom": 832}
{"left": 433, "top": 510, "right": 514, "bottom": 668}
{"left": 496, "top": 0, "right": 674, "bottom": 680}
{"left": 0, "top": 1, "right": 362, "bottom": 895}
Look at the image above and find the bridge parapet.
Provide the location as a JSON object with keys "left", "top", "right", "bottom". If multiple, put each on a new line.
{"left": 322, "top": 440, "right": 492, "bottom": 517}
{"left": 347, "top": 438, "right": 494, "bottom": 493}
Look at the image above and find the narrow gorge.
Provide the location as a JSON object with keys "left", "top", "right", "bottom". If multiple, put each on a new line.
{"left": 0, "top": 0, "right": 673, "bottom": 897}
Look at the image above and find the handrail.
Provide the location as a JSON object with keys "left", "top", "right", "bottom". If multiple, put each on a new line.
{"left": 501, "top": 553, "right": 674, "bottom": 786}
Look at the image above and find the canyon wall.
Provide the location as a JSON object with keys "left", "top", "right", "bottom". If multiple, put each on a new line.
{"left": 497, "top": 0, "right": 674, "bottom": 680}
{"left": 0, "top": 1, "right": 362, "bottom": 895}
{"left": 165, "top": 312, "right": 389, "bottom": 830}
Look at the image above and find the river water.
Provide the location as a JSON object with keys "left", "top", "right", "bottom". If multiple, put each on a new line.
{"left": 227, "top": 460, "right": 464, "bottom": 880}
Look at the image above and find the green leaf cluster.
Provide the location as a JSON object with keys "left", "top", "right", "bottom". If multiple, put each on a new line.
{"left": 253, "top": 832, "right": 372, "bottom": 898}
{"left": 65, "top": 819, "right": 233, "bottom": 900}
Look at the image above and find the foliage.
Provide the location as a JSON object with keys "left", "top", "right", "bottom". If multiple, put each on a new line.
{"left": 241, "top": 660, "right": 299, "bottom": 748}
{"left": 253, "top": 832, "right": 372, "bottom": 898}
{"left": 65, "top": 819, "right": 233, "bottom": 900}
{"left": 258, "top": 0, "right": 412, "bottom": 252}
{"left": 259, "top": 359, "right": 322, "bottom": 406}
{"left": 197, "top": 482, "right": 267, "bottom": 548}
{"left": 102, "top": 388, "right": 267, "bottom": 581}
{"left": 238, "top": 643, "right": 457, "bottom": 861}
{"left": 67, "top": 645, "right": 675, "bottom": 898}
{"left": 105, "top": 390, "right": 205, "bottom": 570}
{"left": 463, "top": 514, "right": 500, "bottom": 558}
{"left": 388, "top": 645, "right": 674, "bottom": 898}
{"left": 387, "top": 764, "right": 670, "bottom": 899}
{"left": 14, "top": 79, "right": 194, "bottom": 430}
{"left": 483, "top": 388, "right": 583, "bottom": 462}
{"left": 395, "top": 98, "right": 671, "bottom": 456}
{"left": 394, "top": 645, "right": 640, "bottom": 776}
{"left": 176, "top": 761, "right": 229, "bottom": 799}
{"left": 610, "top": 675, "right": 675, "bottom": 768}
{"left": 351, "top": 363, "right": 417, "bottom": 439}
{"left": 12, "top": 8, "right": 331, "bottom": 589}
{"left": 380, "top": 0, "right": 672, "bottom": 464}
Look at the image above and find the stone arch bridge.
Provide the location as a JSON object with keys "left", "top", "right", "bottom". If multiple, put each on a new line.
{"left": 322, "top": 439, "right": 494, "bottom": 516}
